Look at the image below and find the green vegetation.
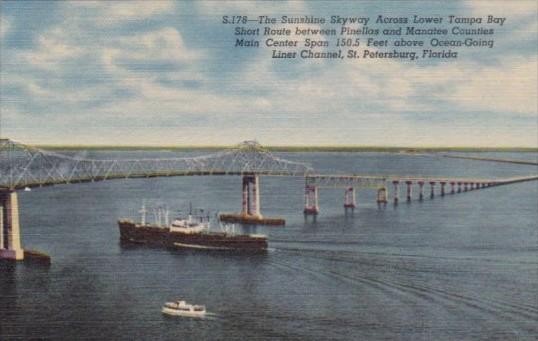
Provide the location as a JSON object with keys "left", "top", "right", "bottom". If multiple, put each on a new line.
{"left": 35, "top": 144, "right": 538, "bottom": 153}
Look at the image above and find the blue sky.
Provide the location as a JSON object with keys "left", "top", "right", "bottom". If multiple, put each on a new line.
{"left": 0, "top": 0, "right": 536, "bottom": 146}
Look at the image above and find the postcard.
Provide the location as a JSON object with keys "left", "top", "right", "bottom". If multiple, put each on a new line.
{"left": 1, "top": 1, "right": 536, "bottom": 340}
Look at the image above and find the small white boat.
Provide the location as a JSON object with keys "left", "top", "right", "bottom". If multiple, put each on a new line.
{"left": 162, "top": 300, "right": 206, "bottom": 317}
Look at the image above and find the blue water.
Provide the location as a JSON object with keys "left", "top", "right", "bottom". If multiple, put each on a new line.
{"left": 1, "top": 152, "right": 537, "bottom": 340}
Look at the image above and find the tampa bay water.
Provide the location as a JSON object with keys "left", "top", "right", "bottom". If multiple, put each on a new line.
{"left": 1, "top": 151, "right": 537, "bottom": 340}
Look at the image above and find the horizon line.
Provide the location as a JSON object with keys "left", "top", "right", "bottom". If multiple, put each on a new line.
{"left": 31, "top": 144, "right": 538, "bottom": 152}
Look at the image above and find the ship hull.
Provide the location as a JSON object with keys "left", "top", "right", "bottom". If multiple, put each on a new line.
{"left": 118, "top": 220, "right": 267, "bottom": 251}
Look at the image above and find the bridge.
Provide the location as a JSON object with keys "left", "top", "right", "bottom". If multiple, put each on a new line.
{"left": 1, "top": 138, "right": 536, "bottom": 260}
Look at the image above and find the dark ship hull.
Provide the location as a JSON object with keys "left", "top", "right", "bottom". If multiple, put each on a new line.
{"left": 118, "top": 220, "right": 268, "bottom": 251}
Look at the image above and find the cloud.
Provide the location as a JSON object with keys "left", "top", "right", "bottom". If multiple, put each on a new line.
{"left": 10, "top": 0, "right": 203, "bottom": 109}
{"left": 449, "top": 58, "right": 537, "bottom": 115}
{"left": 368, "top": 57, "right": 537, "bottom": 116}
{"left": 108, "top": 27, "right": 201, "bottom": 69}
{"left": 66, "top": 0, "right": 176, "bottom": 26}
{"left": 466, "top": 0, "right": 538, "bottom": 18}
{"left": 0, "top": 16, "right": 10, "bottom": 38}
{"left": 22, "top": 28, "right": 85, "bottom": 70}
{"left": 196, "top": 0, "right": 306, "bottom": 14}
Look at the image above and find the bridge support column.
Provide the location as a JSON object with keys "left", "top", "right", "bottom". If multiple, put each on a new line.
{"left": 242, "top": 177, "right": 249, "bottom": 214}
{"left": 429, "top": 182, "right": 436, "bottom": 198}
{"left": 0, "top": 191, "right": 24, "bottom": 261}
{"left": 464, "top": 182, "right": 468, "bottom": 192}
{"left": 392, "top": 181, "right": 399, "bottom": 204}
{"left": 440, "top": 182, "right": 446, "bottom": 196}
{"left": 304, "top": 185, "right": 319, "bottom": 215}
{"left": 405, "top": 181, "right": 413, "bottom": 201}
{"left": 450, "top": 182, "right": 455, "bottom": 194}
{"left": 418, "top": 181, "right": 424, "bottom": 201}
{"left": 376, "top": 187, "right": 388, "bottom": 206}
{"left": 343, "top": 187, "right": 356, "bottom": 211}
{"left": 242, "top": 175, "right": 261, "bottom": 218}
{"left": 251, "top": 176, "right": 260, "bottom": 217}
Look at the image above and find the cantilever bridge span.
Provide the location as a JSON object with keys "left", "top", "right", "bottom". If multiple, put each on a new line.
{"left": 0, "top": 139, "right": 312, "bottom": 190}
{"left": 1, "top": 138, "right": 536, "bottom": 260}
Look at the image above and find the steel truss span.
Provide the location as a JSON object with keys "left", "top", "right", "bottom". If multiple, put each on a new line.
{"left": 0, "top": 139, "right": 313, "bottom": 190}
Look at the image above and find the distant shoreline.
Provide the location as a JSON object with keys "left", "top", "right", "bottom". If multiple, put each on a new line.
{"left": 35, "top": 145, "right": 538, "bottom": 153}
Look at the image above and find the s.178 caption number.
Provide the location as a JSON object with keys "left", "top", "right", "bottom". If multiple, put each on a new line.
{"left": 222, "top": 16, "right": 249, "bottom": 24}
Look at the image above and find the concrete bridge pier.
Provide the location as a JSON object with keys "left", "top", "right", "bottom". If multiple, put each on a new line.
{"left": 450, "top": 182, "right": 455, "bottom": 194}
{"left": 418, "top": 181, "right": 425, "bottom": 201}
{"left": 440, "top": 182, "right": 446, "bottom": 196}
{"left": 429, "top": 182, "right": 436, "bottom": 198}
{"left": 242, "top": 178, "right": 248, "bottom": 213}
{"left": 343, "top": 187, "right": 356, "bottom": 211}
{"left": 405, "top": 181, "right": 412, "bottom": 201}
{"left": 377, "top": 187, "right": 388, "bottom": 207}
{"left": 0, "top": 190, "right": 24, "bottom": 261}
{"left": 304, "top": 185, "right": 319, "bottom": 215}
{"left": 464, "top": 182, "right": 469, "bottom": 192}
{"left": 221, "top": 174, "right": 285, "bottom": 225}
{"left": 457, "top": 182, "right": 462, "bottom": 193}
{"left": 242, "top": 175, "right": 261, "bottom": 218}
{"left": 392, "top": 181, "right": 399, "bottom": 204}
{"left": 252, "top": 176, "right": 260, "bottom": 216}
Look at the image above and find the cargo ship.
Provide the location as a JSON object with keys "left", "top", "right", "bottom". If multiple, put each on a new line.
{"left": 118, "top": 203, "right": 268, "bottom": 251}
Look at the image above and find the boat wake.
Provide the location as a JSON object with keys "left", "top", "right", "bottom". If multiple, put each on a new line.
{"left": 266, "top": 250, "right": 538, "bottom": 327}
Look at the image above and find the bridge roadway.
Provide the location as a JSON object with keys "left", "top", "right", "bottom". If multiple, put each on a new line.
{"left": 7, "top": 171, "right": 536, "bottom": 191}
{"left": 5, "top": 170, "right": 304, "bottom": 191}
{"left": 440, "top": 154, "right": 538, "bottom": 166}
{"left": 1, "top": 138, "right": 537, "bottom": 260}
{"left": 302, "top": 174, "right": 538, "bottom": 213}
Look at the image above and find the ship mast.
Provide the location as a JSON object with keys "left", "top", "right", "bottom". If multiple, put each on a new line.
{"left": 188, "top": 202, "right": 193, "bottom": 223}
{"left": 139, "top": 200, "right": 147, "bottom": 225}
{"left": 156, "top": 207, "right": 162, "bottom": 226}
{"left": 164, "top": 205, "right": 170, "bottom": 226}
